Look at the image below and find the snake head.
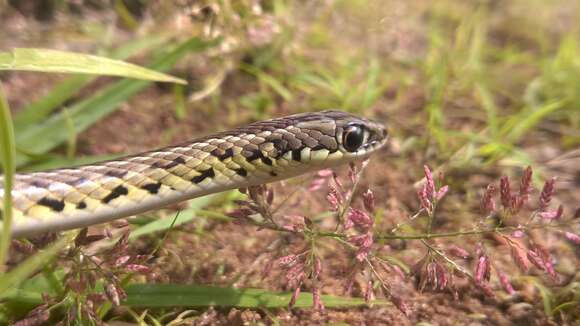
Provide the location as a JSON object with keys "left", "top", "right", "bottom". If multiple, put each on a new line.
{"left": 288, "top": 110, "right": 388, "bottom": 165}
{"left": 331, "top": 111, "right": 388, "bottom": 158}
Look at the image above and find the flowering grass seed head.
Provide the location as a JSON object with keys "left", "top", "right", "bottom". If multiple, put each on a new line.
{"left": 500, "top": 176, "right": 512, "bottom": 210}
{"left": 539, "top": 205, "right": 564, "bottom": 221}
{"left": 449, "top": 245, "right": 471, "bottom": 259}
{"left": 216, "top": 164, "right": 573, "bottom": 317}
{"left": 539, "top": 178, "right": 556, "bottom": 210}
{"left": 563, "top": 231, "right": 580, "bottom": 244}
{"left": 481, "top": 184, "right": 497, "bottom": 215}
{"left": 497, "top": 270, "right": 516, "bottom": 295}
{"left": 518, "top": 166, "right": 533, "bottom": 201}
{"left": 363, "top": 189, "right": 375, "bottom": 213}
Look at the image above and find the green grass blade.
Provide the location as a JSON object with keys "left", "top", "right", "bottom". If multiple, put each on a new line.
{"left": 360, "top": 58, "right": 383, "bottom": 110}
{"left": 11, "top": 37, "right": 219, "bottom": 168}
{"left": 13, "top": 34, "right": 169, "bottom": 129}
{"left": 12, "top": 75, "right": 90, "bottom": 129}
{"left": 0, "top": 83, "right": 16, "bottom": 272}
{"left": 0, "top": 232, "right": 76, "bottom": 298}
{"left": 240, "top": 63, "right": 293, "bottom": 101}
{"left": 503, "top": 100, "right": 565, "bottom": 143}
{"left": 123, "top": 284, "right": 388, "bottom": 308}
{"left": 475, "top": 83, "right": 499, "bottom": 140}
{"left": 0, "top": 48, "right": 186, "bottom": 84}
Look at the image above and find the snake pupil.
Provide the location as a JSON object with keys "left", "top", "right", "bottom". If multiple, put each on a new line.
{"left": 343, "top": 124, "right": 364, "bottom": 152}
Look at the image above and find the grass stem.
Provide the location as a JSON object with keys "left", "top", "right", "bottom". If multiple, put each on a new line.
{"left": 0, "top": 82, "right": 16, "bottom": 273}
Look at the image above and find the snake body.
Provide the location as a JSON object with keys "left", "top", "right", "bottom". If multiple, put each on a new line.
{"left": 1, "top": 111, "right": 387, "bottom": 237}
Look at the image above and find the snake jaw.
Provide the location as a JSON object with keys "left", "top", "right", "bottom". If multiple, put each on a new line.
{"left": 2, "top": 110, "right": 387, "bottom": 237}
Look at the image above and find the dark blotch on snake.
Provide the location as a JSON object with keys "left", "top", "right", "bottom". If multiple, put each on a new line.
{"left": 77, "top": 201, "right": 87, "bottom": 209}
{"left": 311, "top": 144, "right": 326, "bottom": 151}
{"left": 38, "top": 197, "right": 65, "bottom": 212}
{"left": 191, "top": 168, "right": 215, "bottom": 184}
{"left": 244, "top": 149, "right": 262, "bottom": 161}
{"left": 31, "top": 180, "right": 51, "bottom": 188}
{"left": 271, "top": 139, "right": 288, "bottom": 158}
{"left": 260, "top": 156, "right": 273, "bottom": 166}
{"left": 213, "top": 148, "right": 234, "bottom": 161}
{"left": 291, "top": 149, "right": 302, "bottom": 162}
{"left": 234, "top": 168, "right": 248, "bottom": 177}
{"left": 142, "top": 182, "right": 162, "bottom": 194}
{"left": 102, "top": 185, "right": 129, "bottom": 204}
{"left": 271, "top": 139, "right": 286, "bottom": 151}
{"left": 163, "top": 156, "right": 186, "bottom": 169}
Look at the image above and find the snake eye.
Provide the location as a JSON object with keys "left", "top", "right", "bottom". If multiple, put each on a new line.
{"left": 342, "top": 124, "right": 364, "bottom": 152}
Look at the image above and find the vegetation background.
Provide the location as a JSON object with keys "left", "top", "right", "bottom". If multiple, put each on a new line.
{"left": 0, "top": 0, "right": 578, "bottom": 324}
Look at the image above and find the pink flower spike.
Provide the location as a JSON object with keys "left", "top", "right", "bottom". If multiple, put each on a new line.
{"left": 531, "top": 244, "right": 558, "bottom": 280}
{"left": 105, "top": 283, "right": 121, "bottom": 306}
{"left": 526, "top": 250, "right": 545, "bottom": 271}
{"left": 392, "top": 265, "right": 406, "bottom": 279}
{"left": 346, "top": 208, "right": 373, "bottom": 229}
{"left": 564, "top": 232, "right": 580, "bottom": 244}
{"left": 364, "top": 279, "right": 374, "bottom": 302}
{"left": 277, "top": 254, "right": 298, "bottom": 267}
{"left": 344, "top": 217, "right": 354, "bottom": 230}
{"left": 348, "top": 162, "right": 358, "bottom": 183}
{"left": 435, "top": 263, "right": 448, "bottom": 290}
{"left": 326, "top": 187, "right": 342, "bottom": 212}
{"left": 539, "top": 205, "right": 564, "bottom": 221}
{"left": 349, "top": 232, "right": 374, "bottom": 262}
{"left": 423, "top": 165, "right": 436, "bottom": 198}
{"left": 417, "top": 187, "right": 432, "bottom": 212}
{"left": 114, "top": 255, "right": 131, "bottom": 267}
{"left": 500, "top": 176, "right": 512, "bottom": 210}
{"left": 317, "top": 169, "right": 334, "bottom": 177}
{"left": 518, "top": 166, "right": 533, "bottom": 201}
{"left": 312, "top": 287, "right": 325, "bottom": 312}
{"left": 539, "top": 178, "right": 555, "bottom": 210}
{"left": 313, "top": 257, "right": 323, "bottom": 279}
{"left": 475, "top": 256, "right": 490, "bottom": 284}
{"left": 480, "top": 184, "right": 497, "bottom": 214}
{"left": 332, "top": 172, "right": 344, "bottom": 192}
{"left": 363, "top": 189, "right": 376, "bottom": 213}
{"left": 477, "top": 282, "right": 496, "bottom": 298}
{"left": 126, "top": 264, "right": 151, "bottom": 273}
{"left": 436, "top": 185, "right": 449, "bottom": 201}
{"left": 510, "top": 243, "right": 529, "bottom": 273}
{"left": 391, "top": 294, "right": 411, "bottom": 317}
{"left": 448, "top": 245, "right": 470, "bottom": 259}
{"left": 498, "top": 270, "right": 515, "bottom": 295}
{"left": 511, "top": 230, "right": 525, "bottom": 238}
{"left": 308, "top": 178, "right": 325, "bottom": 191}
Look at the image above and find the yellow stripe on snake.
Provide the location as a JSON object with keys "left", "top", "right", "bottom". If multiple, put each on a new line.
{"left": 1, "top": 111, "right": 387, "bottom": 238}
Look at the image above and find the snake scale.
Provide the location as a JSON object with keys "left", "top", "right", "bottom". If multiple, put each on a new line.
{"left": 0, "top": 111, "right": 387, "bottom": 238}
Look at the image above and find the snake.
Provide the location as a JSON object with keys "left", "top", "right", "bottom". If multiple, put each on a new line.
{"left": 0, "top": 111, "right": 387, "bottom": 238}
